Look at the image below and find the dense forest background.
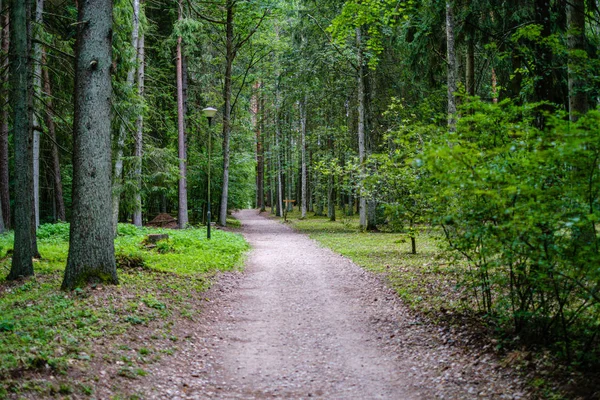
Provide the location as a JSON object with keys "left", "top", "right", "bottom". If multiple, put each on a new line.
{"left": 1, "top": 0, "right": 600, "bottom": 382}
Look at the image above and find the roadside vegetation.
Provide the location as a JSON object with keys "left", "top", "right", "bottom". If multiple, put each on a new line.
{"left": 0, "top": 223, "right": 248, "bottom": 398}
{"left": 283, "top": 209, "right": 599, "bottom": 399}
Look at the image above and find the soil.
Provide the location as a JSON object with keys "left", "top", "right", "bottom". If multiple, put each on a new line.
{"left": 146, "top": 213, "right": 178, "bottom": 229}
{"left": 128, "top": 209, "right": 527, "bottom": 399}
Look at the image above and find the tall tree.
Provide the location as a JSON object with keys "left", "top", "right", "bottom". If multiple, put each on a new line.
{"left": 176, "top": 2, "right": 188, "bottom": 229}
{"left": 446, "top": 1, "right": 458, "bottom": 131}
{"left": 133, "top": 6, "right": 145, "bottom": 227}
{"left": 218, "top": 1, "right": 268, "bottom": 226}
{"left": 567, "top": 0, "right": 587, "bottom": 121}
{"left": 42, "top": 49, "right": 66, "bottom": 222}
{"left": 357, "top": 27, "right": 367, "bottom": 229}
{"left": 32, "top": 0, "right": 43, "bottom": 228}
{"left": 300, "top": 96, "right": 307, "bottom": 219}
{"left": 0, "top": 4, "right": 10, "bottom": 230}
{"left": 7, "top": 0, "right": 34, "bottom": 280}
{"left": 63, "top": 0, "right": 117, "bottom": 289}
{"left": 113, "top": 0, "right": 141, "bottom": 232}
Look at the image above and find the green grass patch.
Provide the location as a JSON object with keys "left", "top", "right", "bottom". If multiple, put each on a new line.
{"left": 0, "top": 223, "right": 248, "bottom": 395}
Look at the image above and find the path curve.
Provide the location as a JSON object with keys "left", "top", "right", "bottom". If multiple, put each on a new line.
{"left": 140, "top": 210, "right": 525, "bottom": 399}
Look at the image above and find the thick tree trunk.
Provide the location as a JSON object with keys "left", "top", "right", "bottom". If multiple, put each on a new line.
{"left": 176, "top": 4, "right": 188, "bottom": 229}
{"left": 0, "top": 6, "right": 10, "bottom": 230}
{"left": 133, "top": 21, "right": 145, "bottom": 227}
{"left": 300, "top": 97, "right": 307, "bottom": 219}
{"left": 113, "top": 0, "right": 140, "bottom": 232}
{"left": 446, "top": 1, "right": 458, "bottom": 131}
{"left": 63, "top": 0, "right": 117, "bottom": 289}
{"left": 32, "top": 0, "right": 43, "bottom": 228}
{"left": 42, "top": 49, "right": 66, "bottom": 222}
{"left": 567, "top": 0, "right": 588, "bottom": 121}
{"left": 220, "top": 0, "right": 234, "bottom": 226}
{"left": 357, "top": 27, "right": 367, "bottom": 230}
{"left": 7, "top": 0, "right": 34, "bottom": 280}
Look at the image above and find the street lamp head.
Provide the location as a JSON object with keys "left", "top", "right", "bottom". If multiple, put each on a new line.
{"left": 202, "top": 107, "right": 217, "bottom": 119}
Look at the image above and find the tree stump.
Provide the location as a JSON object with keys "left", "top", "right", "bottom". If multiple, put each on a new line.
{"left": 146, "top": 234, "right": 169, "bottom": 243}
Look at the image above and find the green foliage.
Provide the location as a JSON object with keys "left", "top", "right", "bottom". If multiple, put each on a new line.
{"left": 425, "top": 99, "right": 600, "bottom": 364}
{"left": 328, "top": 0, "right": 414, "bottom": 67}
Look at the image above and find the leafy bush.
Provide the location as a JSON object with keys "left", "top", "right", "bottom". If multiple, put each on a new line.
{"left": 36, "top": 222, "right": 70, "bottom": 242}
{"left": 425, "top": 100, "right": 600, "bottom": 364}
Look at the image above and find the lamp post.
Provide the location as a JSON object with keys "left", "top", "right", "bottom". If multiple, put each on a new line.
{"left": 202, "top": 107, "right": 217, "bottom": 239}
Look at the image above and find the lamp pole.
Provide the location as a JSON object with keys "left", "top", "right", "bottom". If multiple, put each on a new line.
{"left": 202, "top": 107, "right": 217, "bottom": 239}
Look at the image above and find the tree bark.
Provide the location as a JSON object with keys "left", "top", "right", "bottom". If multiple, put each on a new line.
{"left": 300, "top": 97, "right": 307, "bottom": 219}
{"left": 275, "top": 109, "right": 283, "bottom": 218}
{"left": 32, "top": 0, "right": 43, "bottom": 228}
{"left": 176, "top": 3, "right": 188, "bottom": 229}
{"left": 0, "top": 5, "right": 10, "bottom": 230}
{"left": 446, "top": 1, "right": 458, "bottom": 131}
{"left": 42, "top": 49, "right": 66, "bottom": 222}
{"left": 7, "top": 0, "right": 34, "bottom": 280}
{"left": 113, "top": 0, "right": 140, "bottom": 232}
{"left": 253, "top": 81, "right": 265, "bottom": 211}
{"left": 357, "top": 28, "right": 367, "bottom": 229}
{"left": 63, "top": 0, "right": 117, "bottom": 289}
{"left": 220, "top": 0, "right": 234, "bottom": 226}
{"left": 567, "top": 0, "right": 588, "bottom": 121}
{"left": 133, "top": 9, "right": 145, "bottom": 227}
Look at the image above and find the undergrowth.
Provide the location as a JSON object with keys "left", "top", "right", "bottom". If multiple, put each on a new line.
{"left": 0, "top": 222, "right": 248, "bottom": 397}
{"left": 283, "top": 208, "right": 597, "bottom": 399}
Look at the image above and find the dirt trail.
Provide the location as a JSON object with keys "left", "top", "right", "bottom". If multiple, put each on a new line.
{"left": 138, "top": 210, "right": 525, "bottom": 399}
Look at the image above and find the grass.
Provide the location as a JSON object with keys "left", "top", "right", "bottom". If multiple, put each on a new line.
{"left": 0, "top": 221, "right": 248, "bottom": 397}
{"left": 282, "top": 209, "right": 471, "bottom": 318}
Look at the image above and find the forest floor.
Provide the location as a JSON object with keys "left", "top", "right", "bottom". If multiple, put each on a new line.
{"left": 3, "top": 210, "right": 575, "bottom": 399}
{"left": 124, "top": 209, "right": 527, "bottom": 399}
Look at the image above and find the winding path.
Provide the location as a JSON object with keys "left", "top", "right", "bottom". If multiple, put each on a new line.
{"left": 141, "top": 210, "right": 524, "bottom": 399}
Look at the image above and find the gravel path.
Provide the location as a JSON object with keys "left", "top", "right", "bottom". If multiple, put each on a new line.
{"left": 138, "top": 210, "right": 526, "bottom": 399}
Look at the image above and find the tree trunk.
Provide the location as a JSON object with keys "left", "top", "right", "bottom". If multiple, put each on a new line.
{"left": 567, "top": 0, "right": 588, "bottom": 121}
{"left": 32, "top": 0, "right": 43, "bottom": 228}
{"left": 133, "top": 13, "right": 145, "bottom": 227}
{"left": 220, "top": 0, "right": 234, "bottom": 226}
{"left": 466, "top": 36, "right": 475, "bottom": 97}
{"left": 0, "top": 6, "right": 10, "bottom": 230}
{"left": 113, "top": 0, "right": 140, "bottom": 232}
{"left": 492, "top": 68, "right": 499, "bottom": 104}
{"left": 300, "top": 97, "right": 307, "bottom": 219}
{"left": 253, "top": 81, "right": 265, "bottom": 211}
{"left": 357, "top": 27, "right": 367, "bottom": 229}
{"left": 0, "top": 195, "right": 4, "bottom": 233}
{"left": 275, "top": 114, "right": 283, "bottom": 218}
{"left": 446, "top": 1, "right": 458, "bottom": 131}
{"left": 534, "top": 0, "right": 554, "bottom": 104}
{"left": 63, "top": 0, "right": 117, "bottom": 289}
{"left": 176, "top": 3, "right": 188, "bottom": 229}
{"left": 7, "top": 0, "right": 34, "bottom": 280}
{"left": 42, "top": 49, "right": 66, "bottom": 222}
